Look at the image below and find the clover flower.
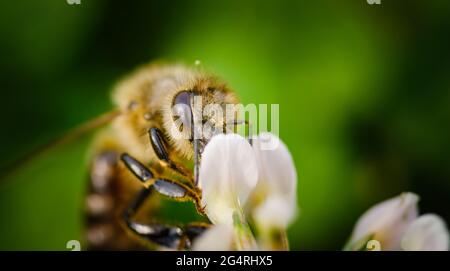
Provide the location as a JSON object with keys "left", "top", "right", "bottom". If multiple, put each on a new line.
{"left": 250, "top": 132, "right": 298, "bottom": 250}
{"left": 198, "top": 133, "right": 258, "bottom": 226}
{"left": 346, "top": 192, "right": 449, "bottom": 251}
{"left": 195, "top": 132, "right": 298, "bottom": 250}
{"left": 401, "top": 214, "right": 449, "bottom": 251}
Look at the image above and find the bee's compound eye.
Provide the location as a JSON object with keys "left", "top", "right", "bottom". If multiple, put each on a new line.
{"left": 174, "top": 91, "right": 190, "bottom": 107}
{"left": 172, "top": 91, "right": 192, "bottom": 133}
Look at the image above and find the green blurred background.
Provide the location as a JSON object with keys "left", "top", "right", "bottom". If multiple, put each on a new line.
{"left": 0, "top": 0, "right": 449, "bottom": 250}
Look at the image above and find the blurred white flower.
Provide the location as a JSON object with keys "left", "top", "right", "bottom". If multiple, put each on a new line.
{"left": 401, "top": 214, "right": 449, "bottom": 251}
{"left": 199, "top": 133, "right": 258, "bottom": 225}
{"left": 251, "top": 132, "right": 298, "bottom": 231}
{"left": 347, "top": 192, "right": 449, "bottom": 251}
{"left": 192, "top": 224, "right": 235, "bottom": 251}
{"left": 347, "top": 192, "right": 419, "bottom": 250}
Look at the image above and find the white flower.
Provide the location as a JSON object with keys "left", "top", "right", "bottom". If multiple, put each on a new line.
{"left": 251, "top": 132, "right": 298, "bottom": 231}
{"left": 348, "top": 192, "right": 418, "bottom": 250}
{"left": 198, "top": 132, "right": 298, "bottom": 250}
{"left": 253, "top": 194, "right": 296, "bottom": 230}
{"left": 192, "top": 224, "right": 236, "bottom": 251}
{"left": 347, "top": 192, "right": 449, "bottom": 251}
{"left": 199, "top": 133, "right": 258, "bottom": 225}
{"left": 401, "top": 214, "right": 449, "bottom": 251}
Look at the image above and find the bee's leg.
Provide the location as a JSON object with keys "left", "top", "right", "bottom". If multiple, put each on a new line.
{"left": 121, "top": 154, "right": 210, "bottom": 249}
{"left": 123, "top": 187, "right": 211, "bottom": 249}
{"left": 120, "top": 153, "right": 205, "bottom": 215}
{"left": 122, "top": 187, "right": 184, "bottom": 249}
{"left": 153, "top": 178, "right": 205, "bottom": 215}
{"left": 179, "top": 223, "right": 211, "bottom": 249}
{"left": 120, "top": 153, "right": 154, "bottom": 183}
{"left": 193, "top": 138, "right": 200, "bottom": 186}
{"left": 148, "top": 127, "right": 193, "bottom": 182}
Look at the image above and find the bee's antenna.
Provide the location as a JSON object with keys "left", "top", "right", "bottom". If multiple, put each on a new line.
{"left": 0, "top": 109, "right": 121, "bottom": 183}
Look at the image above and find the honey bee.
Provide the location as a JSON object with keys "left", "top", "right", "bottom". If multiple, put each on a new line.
{"left": 78, "top": 62, "right": 244, "bottom": 250}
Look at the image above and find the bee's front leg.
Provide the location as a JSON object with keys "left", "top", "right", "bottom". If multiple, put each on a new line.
{"left": 121, "top": 153, "right": 206, "bottom": 215}
{"left": 149, "top": 127, "right": 193, "bottom": 182}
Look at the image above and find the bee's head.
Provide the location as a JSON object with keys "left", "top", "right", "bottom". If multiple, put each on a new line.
{"left": 162, "top": 78, "right": 239, "bottom": 160}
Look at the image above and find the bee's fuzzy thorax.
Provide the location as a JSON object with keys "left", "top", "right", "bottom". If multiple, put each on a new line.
{"left": 109, "top": 62, "right": 239, "bottom": 163}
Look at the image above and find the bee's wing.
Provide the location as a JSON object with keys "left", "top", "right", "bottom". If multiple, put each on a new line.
{"left": 0, "top": 110, "right": 121, "bottom": 182}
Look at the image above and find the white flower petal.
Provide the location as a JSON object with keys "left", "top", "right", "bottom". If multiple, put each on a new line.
{"left": 401, "top": 214, "right": 449, "bottom": 251}
{"left": 252, "top": 132, "right": 297, "bottom": 210}
{"left": 250, "top": 133, "right": 298, "bottom": 230}
{"left": 192, "top": 224, "right": 235, "bottom": 251}
{"left": 199, "top": 133, "right": 258, "bottom": 225}
{"left": 253, "top": 194, "right": 298, "bottom": 230}
{"left": 348, "top": 192, "right": 419, "bottom": 250}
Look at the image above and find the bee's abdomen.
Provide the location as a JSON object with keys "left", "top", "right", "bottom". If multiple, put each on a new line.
{"left": 84, "top": 151, "right": 117, "bottom": 250}
{"left": 84, "top": 150, "right": 146, "bottom": 250}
